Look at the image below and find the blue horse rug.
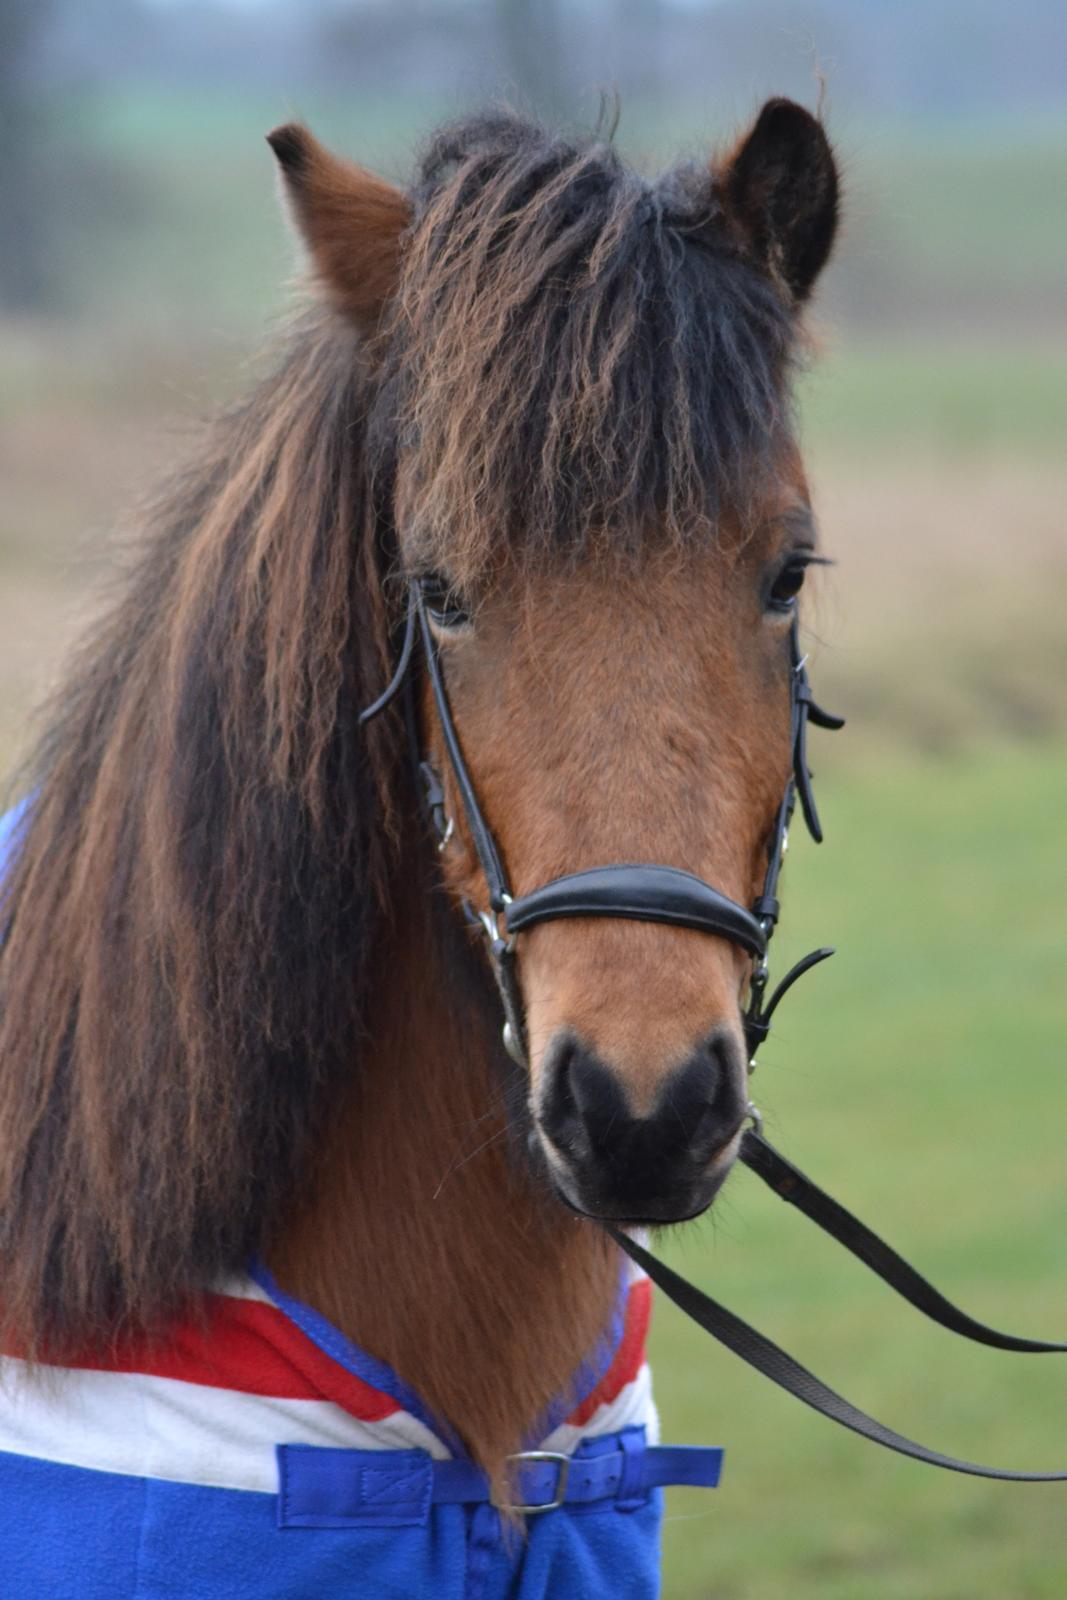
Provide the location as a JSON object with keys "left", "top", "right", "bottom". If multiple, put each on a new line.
{"left": 0, "top": 802, "right": 721, "bottom": 1596}
{"left": 0, "top": 1256, "right": 722, "bottom": 1598}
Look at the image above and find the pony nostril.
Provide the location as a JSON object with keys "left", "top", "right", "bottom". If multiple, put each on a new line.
{"left": 689, "top": 1099, "right": 722, "bottom": 1147}
{"left": 659, "top": 1036, "right": 745, "bottom": 1161}
{"left": 540, "top": 1037, "right": 624, "bottom": 1160}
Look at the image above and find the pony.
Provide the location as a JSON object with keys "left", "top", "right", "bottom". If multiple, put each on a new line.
{"left": 0, "top": 100, "right": 838, "bottom": 1597}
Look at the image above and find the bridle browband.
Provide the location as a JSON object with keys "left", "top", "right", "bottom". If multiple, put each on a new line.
{"left": 361, "top": 579, "right": 1067, "bottom": 1485}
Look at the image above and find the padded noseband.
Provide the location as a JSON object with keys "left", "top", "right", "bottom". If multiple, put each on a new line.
{"left": 505, "top": 864, "right": 767, "bottom": 957}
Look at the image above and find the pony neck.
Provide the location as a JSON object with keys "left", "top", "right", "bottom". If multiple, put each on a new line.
{"left": 266, "top": 830, "right": 619, "bottom": 1479}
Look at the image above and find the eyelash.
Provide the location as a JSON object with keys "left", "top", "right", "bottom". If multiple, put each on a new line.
{"left": 419, "top": 573, "right": 471, "bottom": 629}
{"left": 766, "top": 552, "right": 831, "bottom": 614}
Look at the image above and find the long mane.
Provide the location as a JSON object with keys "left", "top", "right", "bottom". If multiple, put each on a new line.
{"left": 0, "top": 109, "right": 798, "bottom": 1353}
{"left": 0, "top": 307, "right": 400, "bottom": 1350}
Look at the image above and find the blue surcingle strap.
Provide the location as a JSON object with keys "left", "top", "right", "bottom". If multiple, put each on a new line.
{"left": 277, "top": 1431, "right": 723, "bottom": 1528}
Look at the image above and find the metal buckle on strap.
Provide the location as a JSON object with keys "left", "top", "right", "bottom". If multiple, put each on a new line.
{"left": 500, "top": 1450, "right": 571, "bottom": 1514}
{"left": 476, "top": 895, "right": 514, "bottom": 954}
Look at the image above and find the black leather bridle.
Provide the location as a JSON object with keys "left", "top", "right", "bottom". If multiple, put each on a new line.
{"left": 364, "top": 580, "right": 841, "bottom": 1079}
{"left": 362, "top": 580, "right": 1067, "bottom": 1485}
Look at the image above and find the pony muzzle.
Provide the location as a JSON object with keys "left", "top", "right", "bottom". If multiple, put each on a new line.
{"left": 532, "top": 1026, "right": 747, "bottom": 1224}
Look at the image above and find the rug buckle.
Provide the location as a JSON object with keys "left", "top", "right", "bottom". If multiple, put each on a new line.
{"left": 500, "top": 1450, "right": 571, "bottom": 1514}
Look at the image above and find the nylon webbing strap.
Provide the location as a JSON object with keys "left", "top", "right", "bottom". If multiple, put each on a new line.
{"left": 606, "top": 1225, "right": 1067, "bottom": 1482}
{"left": 740, "top": 1130, "right": 1067, "bottom": 1353}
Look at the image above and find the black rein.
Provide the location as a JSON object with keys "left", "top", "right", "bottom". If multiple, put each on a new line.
{"left": 362, "top": 579, "right": 1067, "bottom": 1484}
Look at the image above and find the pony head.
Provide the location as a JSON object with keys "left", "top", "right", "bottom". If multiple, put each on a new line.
{"left": 272, "top": 103, "right": 838, "bottom": 1225}
{"left": 0, "top": 106, "right": 838, "bottom": 1358}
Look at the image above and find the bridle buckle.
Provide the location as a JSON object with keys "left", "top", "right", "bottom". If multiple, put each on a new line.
{"left": 476, "top": 896, "right": 514, "bottom": 955}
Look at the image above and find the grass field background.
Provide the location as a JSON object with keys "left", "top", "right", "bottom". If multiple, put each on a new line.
{"left": 1, "top": 82, "right": 1065, "bottom": 1600}
{"left": 655, "top": 744, "right": 1067, "bottom": 1598}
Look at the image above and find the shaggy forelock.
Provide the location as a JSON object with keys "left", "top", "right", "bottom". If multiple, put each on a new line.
{"left": 375, "top": 111, "right": 797, "bottom": 590}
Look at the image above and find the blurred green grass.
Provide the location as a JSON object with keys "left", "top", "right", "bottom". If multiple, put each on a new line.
{"left": 801, "top": 345, "right": 1067, "bottom": 458}
{"left": 655, "top": 742, "right": 1067, "bottom": 1599}
{"left": 852, "top": 123, "right": 1067, "bottom": 298}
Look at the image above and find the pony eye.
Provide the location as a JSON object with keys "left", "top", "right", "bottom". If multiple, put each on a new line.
{"left": 767, "top": 556, "right": 811, "bottom": 614}
{"left": 420, "top": 573, "right": 471, "bottom": 629}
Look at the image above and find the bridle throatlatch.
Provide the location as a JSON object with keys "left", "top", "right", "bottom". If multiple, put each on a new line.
{"left": 362, "top": 581, "right": 1067, "bottom": 1485}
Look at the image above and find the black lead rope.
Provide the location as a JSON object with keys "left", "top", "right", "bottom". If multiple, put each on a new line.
{"left": 606, "top": 1223, "right": 1067, "bottom": 1483}
{"left": 740, "top": 1129, "right": 1067, "bottom": 1354}
{"left": 606, "top": 1130, "right": 1067, "bottom": 1481}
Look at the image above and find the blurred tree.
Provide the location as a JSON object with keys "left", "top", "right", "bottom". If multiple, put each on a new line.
{"left": 0, "top": 0, "right": 55, "bottom": 309}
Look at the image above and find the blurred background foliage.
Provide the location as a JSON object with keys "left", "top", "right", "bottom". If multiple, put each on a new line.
{"left": 0, "top": 3, "right": 1064, "bottom": 1596}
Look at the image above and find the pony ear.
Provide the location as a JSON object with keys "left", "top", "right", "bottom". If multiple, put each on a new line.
{"left": 719, "top": 99, "right": 839, "bottom": 304}
{"left": 267, "top": 123, "right": 411, "bottom": 333}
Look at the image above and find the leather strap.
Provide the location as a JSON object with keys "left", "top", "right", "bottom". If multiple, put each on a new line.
{"left": 415, "top": 590, "right": 512, "bottom": 911}
{"left": 740, "top": 1129, "right": 1067, "bottom": 1353}
{"left": 505, "top": 864, "right": 767, "bottom": 957}
{"left": 359, "top": 591, "right": 418, "bottom": 726}
{"left": 607, "top": 1225, "right": 1067, "bottom": 1482}
{"left": 743, "top": 947, "right": 835, "bottom": 1058}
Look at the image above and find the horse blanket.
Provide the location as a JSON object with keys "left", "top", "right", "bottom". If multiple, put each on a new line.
{"left": 0, "top": 803, "right": 722, "bottom": 1597}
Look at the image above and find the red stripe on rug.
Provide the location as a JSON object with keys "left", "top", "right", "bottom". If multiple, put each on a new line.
{"left": 14, "top": 1296, "right": 401, "bottom": 1422}
{"left": 566, "top": 1277, "right": 652, "bottom": 1427}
